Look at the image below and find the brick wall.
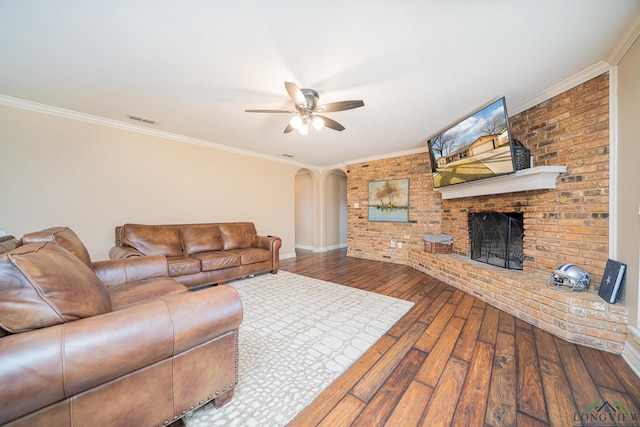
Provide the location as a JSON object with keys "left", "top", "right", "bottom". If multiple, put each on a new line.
{"left": 348, "top": 73, "right": 610, "bottom": 287}
{"left": 346, "top": 153, "right": 441, "bottom": 264}
{"left": 346, "top": 74, "right": 622, "bottom": 352}
{"left": 441, "top": 73, "right": 610, "bottom": 285}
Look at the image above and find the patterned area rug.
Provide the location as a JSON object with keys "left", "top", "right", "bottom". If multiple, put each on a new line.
{"left": 183, "top": 271, "right": 414, "bottom": 427}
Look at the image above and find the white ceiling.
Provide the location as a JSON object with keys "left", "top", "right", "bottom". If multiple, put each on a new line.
{"left": 1, "top": 1, "right": 638, "bottom": 168}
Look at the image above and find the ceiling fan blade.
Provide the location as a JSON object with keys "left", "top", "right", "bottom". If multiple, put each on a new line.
{"left": 316, "top": 115, "right": 345, "bottom": 132}
{"left": 245, "top": 109, "right": 295, "bottom": 113}
{"left": 284, "top": 123, "right": 295, "bottom": 133}
{"left": 285, "top": 82, "right": 307, "bottom": 108}
{"left": 318, "top": 100, "right": 364, "bottom": 113}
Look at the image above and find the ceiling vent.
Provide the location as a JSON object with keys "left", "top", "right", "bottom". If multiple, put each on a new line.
{"left": 127, "top": 113, "right": 157, "bottom": 124}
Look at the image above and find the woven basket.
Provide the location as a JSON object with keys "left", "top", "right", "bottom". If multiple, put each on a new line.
{"left": 423, "top": 241, "right": 452, "bottom": 254}
{"left": 512, "top": 138, "right": 531, "bottom": 171}
{"left": 513, "top": 146, "right": 531, "bottom": 170}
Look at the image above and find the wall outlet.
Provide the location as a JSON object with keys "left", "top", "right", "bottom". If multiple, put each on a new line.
{"left": 354, "top": 202, "right": 360, "bottom": 209}
{"left": 390, "top": 240, "right": 395, "bottom": 248}
{"left": 398, "top": 242, "right": 403, "bottom": 248}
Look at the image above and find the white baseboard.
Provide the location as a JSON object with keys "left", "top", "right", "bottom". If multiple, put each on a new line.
{"left": 294, "top": 243, "right": 347, "bottom": 253}
{"left": 279, "top": 251, "right": 297, "bottom": 260}
{"left": 313, "top": 243, "right": 347, "bottom": 253}
{"left": 623, "top": 327, "right": 640, "bottom": 378}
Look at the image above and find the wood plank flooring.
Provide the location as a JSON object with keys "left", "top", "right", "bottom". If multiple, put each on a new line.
{"left": 280, "top": 249, "right": 640, "bottom": 427}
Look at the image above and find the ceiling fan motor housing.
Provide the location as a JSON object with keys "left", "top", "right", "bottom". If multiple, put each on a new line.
{"left": 300, "top": 89, "right": 319, "bottom": 111}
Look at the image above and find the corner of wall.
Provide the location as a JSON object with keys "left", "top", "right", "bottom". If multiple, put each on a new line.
{"left": 623, "top": 327, "right": 640, "bottom": 378}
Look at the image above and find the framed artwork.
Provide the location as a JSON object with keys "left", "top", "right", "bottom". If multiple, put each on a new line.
{"left": 368, "top": 178, "right": 409, "bottom": 222}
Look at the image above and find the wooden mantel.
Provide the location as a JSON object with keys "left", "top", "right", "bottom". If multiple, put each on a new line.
{"left": 436, "top": 166, "right": 567, "bottom": 200}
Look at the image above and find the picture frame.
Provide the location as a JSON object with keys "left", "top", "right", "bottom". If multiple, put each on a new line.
{"left": 368, "top": 178, "right": 410, "bottom": 222}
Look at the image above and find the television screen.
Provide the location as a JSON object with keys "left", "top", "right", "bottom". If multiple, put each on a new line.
{"left": 428, "top": 97, "right": 515, "bottom": 188}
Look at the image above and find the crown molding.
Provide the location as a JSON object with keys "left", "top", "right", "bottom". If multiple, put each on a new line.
{"left": 0, "top": 94, "right": 314, "bottom": 170}
{"left": 508, "top": 5, "right": 640, "bottom": 116}
{"left": 508, "top": 61, "right": 612, "bottom": 117}
{"left": 2, "top": 24, "right": 635, "bottom": 173}
{"left": 606, "top": 2, "right": 640, "bottom": 65}
{"left": 343, "top": 145, "right": 429, "bottom": 167}
{"left": 0, "top": 92, "right": 427, "bottom": 171}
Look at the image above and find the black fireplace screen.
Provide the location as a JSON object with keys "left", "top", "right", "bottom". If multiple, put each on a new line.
{"left": 470, "top": 212, "right": 524, "bottom": 270}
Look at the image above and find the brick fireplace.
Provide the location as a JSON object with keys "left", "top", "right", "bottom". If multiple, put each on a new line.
{"left": 470, "top": 211, "right": 524, "bottom": 270}
{"left": 407, "top": 164, "right": 626, "bottom": 352}
{"left": 347, "top": 73, "right": 629, "bottom": 353}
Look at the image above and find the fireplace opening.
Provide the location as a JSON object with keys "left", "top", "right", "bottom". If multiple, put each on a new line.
{"left": 470, "top": 211, "right": 524, "bottom": 270}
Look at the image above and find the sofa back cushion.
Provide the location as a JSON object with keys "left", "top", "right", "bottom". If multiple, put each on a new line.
{"left": 180, "top": 225, "right": 224, "bottom": 255}
{"left": 20, "top": 227, "right": 92, "bottom": 268}
{"left": 121, "top": 224, "right": 183, "bottom": 257}
{"left": 0, "top": 242, "right": 111, "bottom": 333}
{"left": 219, "top": 223, "right": 257, "bottom": 250}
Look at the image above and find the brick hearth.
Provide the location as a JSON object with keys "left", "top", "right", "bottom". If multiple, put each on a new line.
{"left": 409, "top": 250, "right": 628, "bottom": 353}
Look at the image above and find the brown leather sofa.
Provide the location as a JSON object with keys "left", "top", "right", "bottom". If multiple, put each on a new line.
{"left": 109, "top": 222, "right": 282, "bottom": 288}
{"left": 0, "top": 227, "right": 243, "bottom": 426}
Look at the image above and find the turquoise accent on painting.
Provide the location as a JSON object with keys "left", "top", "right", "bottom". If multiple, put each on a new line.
{"left": 368, "top": 206, "right": 409, "bottom": 222}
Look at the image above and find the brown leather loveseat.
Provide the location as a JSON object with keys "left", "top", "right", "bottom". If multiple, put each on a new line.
{"left": 109, "top": 222, "right": 282, "bottom": 288}
{"left": 0, "top": 227, "right": 243, "bottom": 426}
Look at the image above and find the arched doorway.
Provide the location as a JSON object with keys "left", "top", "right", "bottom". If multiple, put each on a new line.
{"left": 324, "top": 169, "right": 347, "bottom": 250}
{"left": 294, "top": 168, "right": 347, "bottom": 252}
{"left": 294, "top": 169, "right": 315, "bottom": 251}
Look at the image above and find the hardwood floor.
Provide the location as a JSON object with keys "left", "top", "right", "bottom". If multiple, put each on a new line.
{"left": 280, "top": 249, "right": 640, "bottom": 427}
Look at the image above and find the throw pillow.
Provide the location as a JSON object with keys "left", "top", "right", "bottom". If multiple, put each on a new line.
{"left": 0, "top": 242, "right": 111, "bottom": 333}
{"left": 20, "top": 226, "right": 93, "bottom": 268}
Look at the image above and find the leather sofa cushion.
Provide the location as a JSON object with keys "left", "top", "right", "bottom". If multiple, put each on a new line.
{"left": 231, "top": 247, "right": 272, "bottom": 264}
{"left": 167, "top": 256, "right": 201, "bottom": 277}
{"left": 20, "top": 227, "right": 93, "bottom": 268}
{"left": 181, "top": 225, "right": 223, "bottom": 255}
{"left": 192, "top": 252, "right": 241, "bottom": 271}
{"left": 122, "top": 224, "right": 183, "bottom": 257}
{"left": 0, "top": 243, "right": 111, "bottom": 333}
{"left": 219, "top": 223, "right": 257, "bottom": 250}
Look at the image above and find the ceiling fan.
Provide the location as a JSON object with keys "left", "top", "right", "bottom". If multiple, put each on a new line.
{"left": 245, "top": 82, "right": 364, "bottom": 134}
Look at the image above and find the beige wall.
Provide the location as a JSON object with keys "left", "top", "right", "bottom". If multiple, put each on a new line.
{"left": 1, "top": 105, "right": 298, "bottom": 260}
{"left": 617, "top": 36, "right": 640, "bottom": 328}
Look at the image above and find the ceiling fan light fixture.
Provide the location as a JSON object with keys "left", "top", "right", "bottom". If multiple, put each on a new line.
{"left": 298, "top": 122, "right": 309, "bottom": 135}
{"left": 289, "top": 114, "right": 303, "bottom": 129}
{"left": 311, "top": 116, "right": 325, "bottom": 131}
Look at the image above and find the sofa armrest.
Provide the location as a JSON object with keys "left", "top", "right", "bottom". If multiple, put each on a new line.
{"left": 92, "top": 255, "right": 169, "bottom": 287}
{"left": 161, "top": 285, "right": 243, "bottom": 353}
{"left": 253, "top": 235, "right": 282, "bottom": 273}
{"left": 253, "top": 235, "right": 282, "bottom": 252}
{"left": 109, "top": 245, "right": 143, "bottom": 259}
{"left": 0, "top": 285, "right": 242, "bottom": 425}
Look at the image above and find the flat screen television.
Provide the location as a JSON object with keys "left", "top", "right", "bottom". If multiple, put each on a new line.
{"left": 428, "top": 97, "right": 515, "bottom": 188}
